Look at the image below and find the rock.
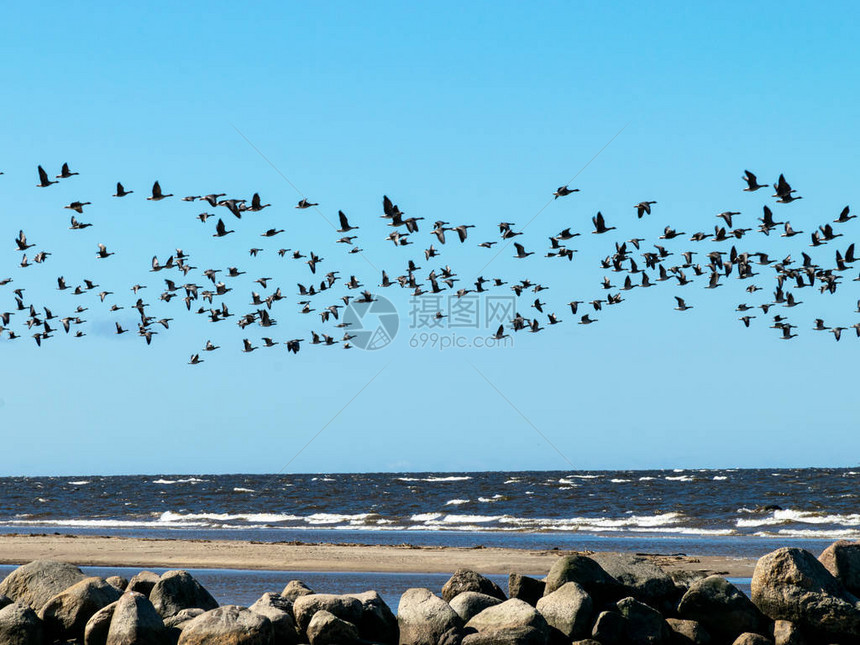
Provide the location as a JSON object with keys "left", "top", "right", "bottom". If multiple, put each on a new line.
{"left": 281, "top": 580, "right": 314, "bottom": 602}
{"left": 591, "top": 610, "right": 626, "bottom": 645}
{"left": 465, "top": 598, "right": 549, "bottom": 643}
{"left": 163, "top": 607, "right": 204, "bottom": 629}
{"left": 347, "top": 590, "right": 398, "bottom": 644}
{"left": 127, "top": 571, "right": 160, "bottom": 597}
{"left": 105, "top": 591, "right": 167, "bottom": 645}
{"left": 772, "top": 620, "right": 806, "bottom": 645}
{"left": 819, "top": 541, "right": 860, "bottom": 596}
{"left": 177, "top": 605, "right": 274, "bottom": 645}
{"left": 0, "top": 560, "right": 87, "bottom": 611}
{"left": 442, "top": 569, "right": 506, "bottom": 603}
{"left": 249, "top": 592, "right": 298, "bottom": 645}
{"left": 39, "top": 576, "right": 122, "bottom": 642}
{"left": 679, "top": 575, "right": 765, "bottom": 640}
{"left": 592, "top": 553, "right": 678, "bottom": 611}
{"left": 292, "top": 593, "right": 363, "bottom": 635}
{"left": 544, "top": 555, "right": 625, "bottom": 604}
{"left": 616, "top": 597, "right": 670, "bottom": 645}
{"left": 397, "top": 588, "right": 463, "bottom": 645}
{"left": 665, "top": 617, "right": 712, "bottom": 644}
{"left": 0, "top": 594, "right": 13, "bottom": 610}
{"left": 84, "top": 602, "right": 116, "bottom": 645}
{"left": 508, "top": 574, "right": 545, "bottom": 607}
{"left": 460, "top": 626, "right": 547, "bottom": 645}
{"left": 535, "top": 582, "right": 593, "bottom": 640}
{"left": 571, "top": 641, "right": 603, "bottom": 645}
{"left": 307, "top": 609, "right": 360, "bottom": 645}
{"left": 437, "top": 625, "right": 465, "bottom": 645}
{"left": 449, "top": 592, "right": 501, "bottom": 624}
{"left": 731, "top": 634, "right": 773, "bottom": 645}
{"left": 751, "top": 547, "right": 860, "bottom": 638}
{"left": 0, "top": 601, "right": 45, "bottom": 645}
{"left": 105, "top": 577, "right": 128, "bottom": 593}
{"left": 149, "top": 570, "right": 218, "bottom": 619}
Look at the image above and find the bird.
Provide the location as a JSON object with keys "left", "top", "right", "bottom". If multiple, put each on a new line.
{"left": 553, "top": 185, "right": 579, "bottom": 199}
{"left": 113, "top": 182, "right": 132, "bottom": 197}
{"left": 773, "top": 174, "right": 801, "bottom": 203}
{"left": 248, "top": 193, "right": 270, "bottom": 211}
{"left": 213, "top": 219, "right": 234, "bottom": 237}
{"left": 592, "top": 212, "right": 616, "bottom": 234}
{"left": 188, "top": 354, "right": 203, "bottom": 365}
{"left": 674, "top": 297, "right": 692, "bottom": 311}
{"left": 513, "top": 243, "right": 533, "bottom": 259}
{"left": 634, "top": 201, "right": 657, "bottom": 218}
{"left": 742, "top": 170, "right": 768, "bottom": 191}
{"left": 37, "top": 166, "right": 57, "bottom": 188}
{"left": 337, "top": 211, "right": 358, "bottom": 233}
{"left": 14, "top": 230, "right": 34, "bottom": 251}
{"left": 56, "top": 163, "right": 79, "bottom": 179}
{"left": 146, "top": 181, "right": 173, "bottom": 201}
{"left": 64, "top": 201, "right": 92, "bottom": 214}
{"left": 296, "top": 199, "right": 318, "bottom": 209}
{"left": 69, "top": 215, "right": 92, "bottom": 230}
{"left": 96, "top": 243, "right": 114, "bottom": 259}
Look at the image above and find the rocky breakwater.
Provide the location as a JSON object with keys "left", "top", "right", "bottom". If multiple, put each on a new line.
{"left": 3, "top": 541, "right": 860, "bottom": 644}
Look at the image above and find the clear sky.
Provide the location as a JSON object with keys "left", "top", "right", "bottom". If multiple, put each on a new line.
{"left": 1, "top": 2, "right": 858, "bottom": 476}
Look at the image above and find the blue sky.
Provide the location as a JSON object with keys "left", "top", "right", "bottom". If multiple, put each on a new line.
{"left": 1, "top": 2, "right": 859, "bottom": 475}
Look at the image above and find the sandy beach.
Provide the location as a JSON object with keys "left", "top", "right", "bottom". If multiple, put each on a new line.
{"left": 0, "top": 533, "right": 756, "bottom": 578}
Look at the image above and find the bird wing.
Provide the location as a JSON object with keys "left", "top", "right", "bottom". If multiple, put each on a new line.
{"left": 338, "top": 210, "right": 350, "bottom": 229}
{"left": 152, "top": 181, "right": 162, "bottom": 198}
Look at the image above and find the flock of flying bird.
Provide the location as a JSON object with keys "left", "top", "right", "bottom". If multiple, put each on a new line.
{"left": 1, "top": 163, "right": 858, "bottom": 364}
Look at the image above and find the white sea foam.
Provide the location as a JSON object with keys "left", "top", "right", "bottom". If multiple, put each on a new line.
{"left": 396, "top": 476, "right": 472, "bottom": 482}
{"left": 159, "top": 511, "right": 301, "bottom": 524}
{"left": 151, "top": 478, "right": 206, "bottom": 485}
{"left": 67, "top": 480, "right": 90, "bottom": 485}
{"left": 503, "top": 479, "right": 520, "bottom": 484}
{"left": 445, "top": 499, "right": 470, "bottom": 505}
{"left": 664, "top": 475, "right": 693, "bottom": 482}
{"left": 233, "top": 488, "right": 255, "bottom": 493}
{"left": 411, "top": 513, "right": 442, "bottom": 522}
{"left": 304, "top": 513, "right": 374, "bottom": 525}
{"left": 737, "top": 509, "right": 860, "bottom": 528}
{"left": 712, "top": 476, "right": 728, "bottom": 481}
{"left": 439, "top": 514, "right": 503, "bottom": 524}
{"left": 610, "top": 479, "right": 631, "bottom": 483}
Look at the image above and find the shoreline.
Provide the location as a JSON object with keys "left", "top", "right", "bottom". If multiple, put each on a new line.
{"left": 0, "top": 533, "right": 757, "bottom": 578}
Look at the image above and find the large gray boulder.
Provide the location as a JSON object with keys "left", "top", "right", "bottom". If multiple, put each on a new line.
{"left": 819, "top": 541, "right": 860, "bottom": 596}
{"left": 163, "top": 607, "right": 204, "bottom": 629}
{"left": 772, "top": 619, "right": 806, "bottom": 645}
{"left": 281, "top": 580, "right": 314, "bottom": 602}
{"left": 679, "top": 575, "right": 766, "bottom": 641}
{"left": 249, "top": 592, "right": 298, "bottom": 645}
{"left": 397, "top": 588, "right": 463, "bottom": 645}
{"left": 105, "top": 591, "right": 167, "bottom": 645}
{"left": 127, "top": 571, "right": 161, "bottom": 597}
{"left": 465, "top": 598, "right": 549, "bottom": 644}
{"left": 307, "top": 609, "right": 360, "bottom": 645}
{"left": 292, "top": 593, "right": 363, "bottom": 635}
{"left": 751, "top": 547, "right": 860, "bottom": 638}
{"left": 461, "top": 626, "right": 547, "bottom": 645}
{"left": 449, "top": 591, "right": 502, "bottom": 624}
{"left": 544, "top": 555, "right": 625, "bottom": 604}
{"left": 84, "top": 601, "right": 117, "bottom": 645}
{"left": 39, "top": 576, "right": 122, "bottom": 642}
{"left": 105, "top": 577, "right": 128, "bottom": 593}
{"left": 442, "top": 569, "right": 506, "bottom": 603}
{"left": 730, "top": 634, "right": 773, "bottom": 645}
{"left": 0, "top": 601, "right": 44, "bottom": 645}
{"left": 177, "top": 605, "right": 274, "bottom": 645}
{"left": 665, "top": 617, "right": 712, "bottom": 644}
{"left": 535, "top": 581, "right": 593, "bottom": 640}
{"left": 0, "top": 594, "right": 12, "bottom": 610}
{"left": 149, "top": 570, "right": 218, "bottom": 619}
{"left": 592, "top": 553, "right": 678, "bottom": 611}
{"left": 508, "top": 574, "right": 545, "bottom": 607}
{"left": 348, "top": 590, "right": 398, "bottom": 644}
{"left": 591, "top": 610, "right": 626, "bottom": 645}
{"left": 616, "top": 596, "right": 670, "bottom": 644}
{"left": 0, "top": 560, "right": 87, "bottom": 611}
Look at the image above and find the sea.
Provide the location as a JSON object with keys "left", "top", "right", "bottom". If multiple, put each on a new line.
{"left": 1, "top": 468, "right": 857, "bottom": 605}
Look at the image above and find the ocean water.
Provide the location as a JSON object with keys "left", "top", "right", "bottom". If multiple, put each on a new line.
{"left": 0, "top": 468, "right": 856, "bottom": 560}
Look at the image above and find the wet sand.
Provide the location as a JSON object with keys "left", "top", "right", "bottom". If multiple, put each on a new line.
{"left": 0, "top": 533, "right": 757, "bottom": 577}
